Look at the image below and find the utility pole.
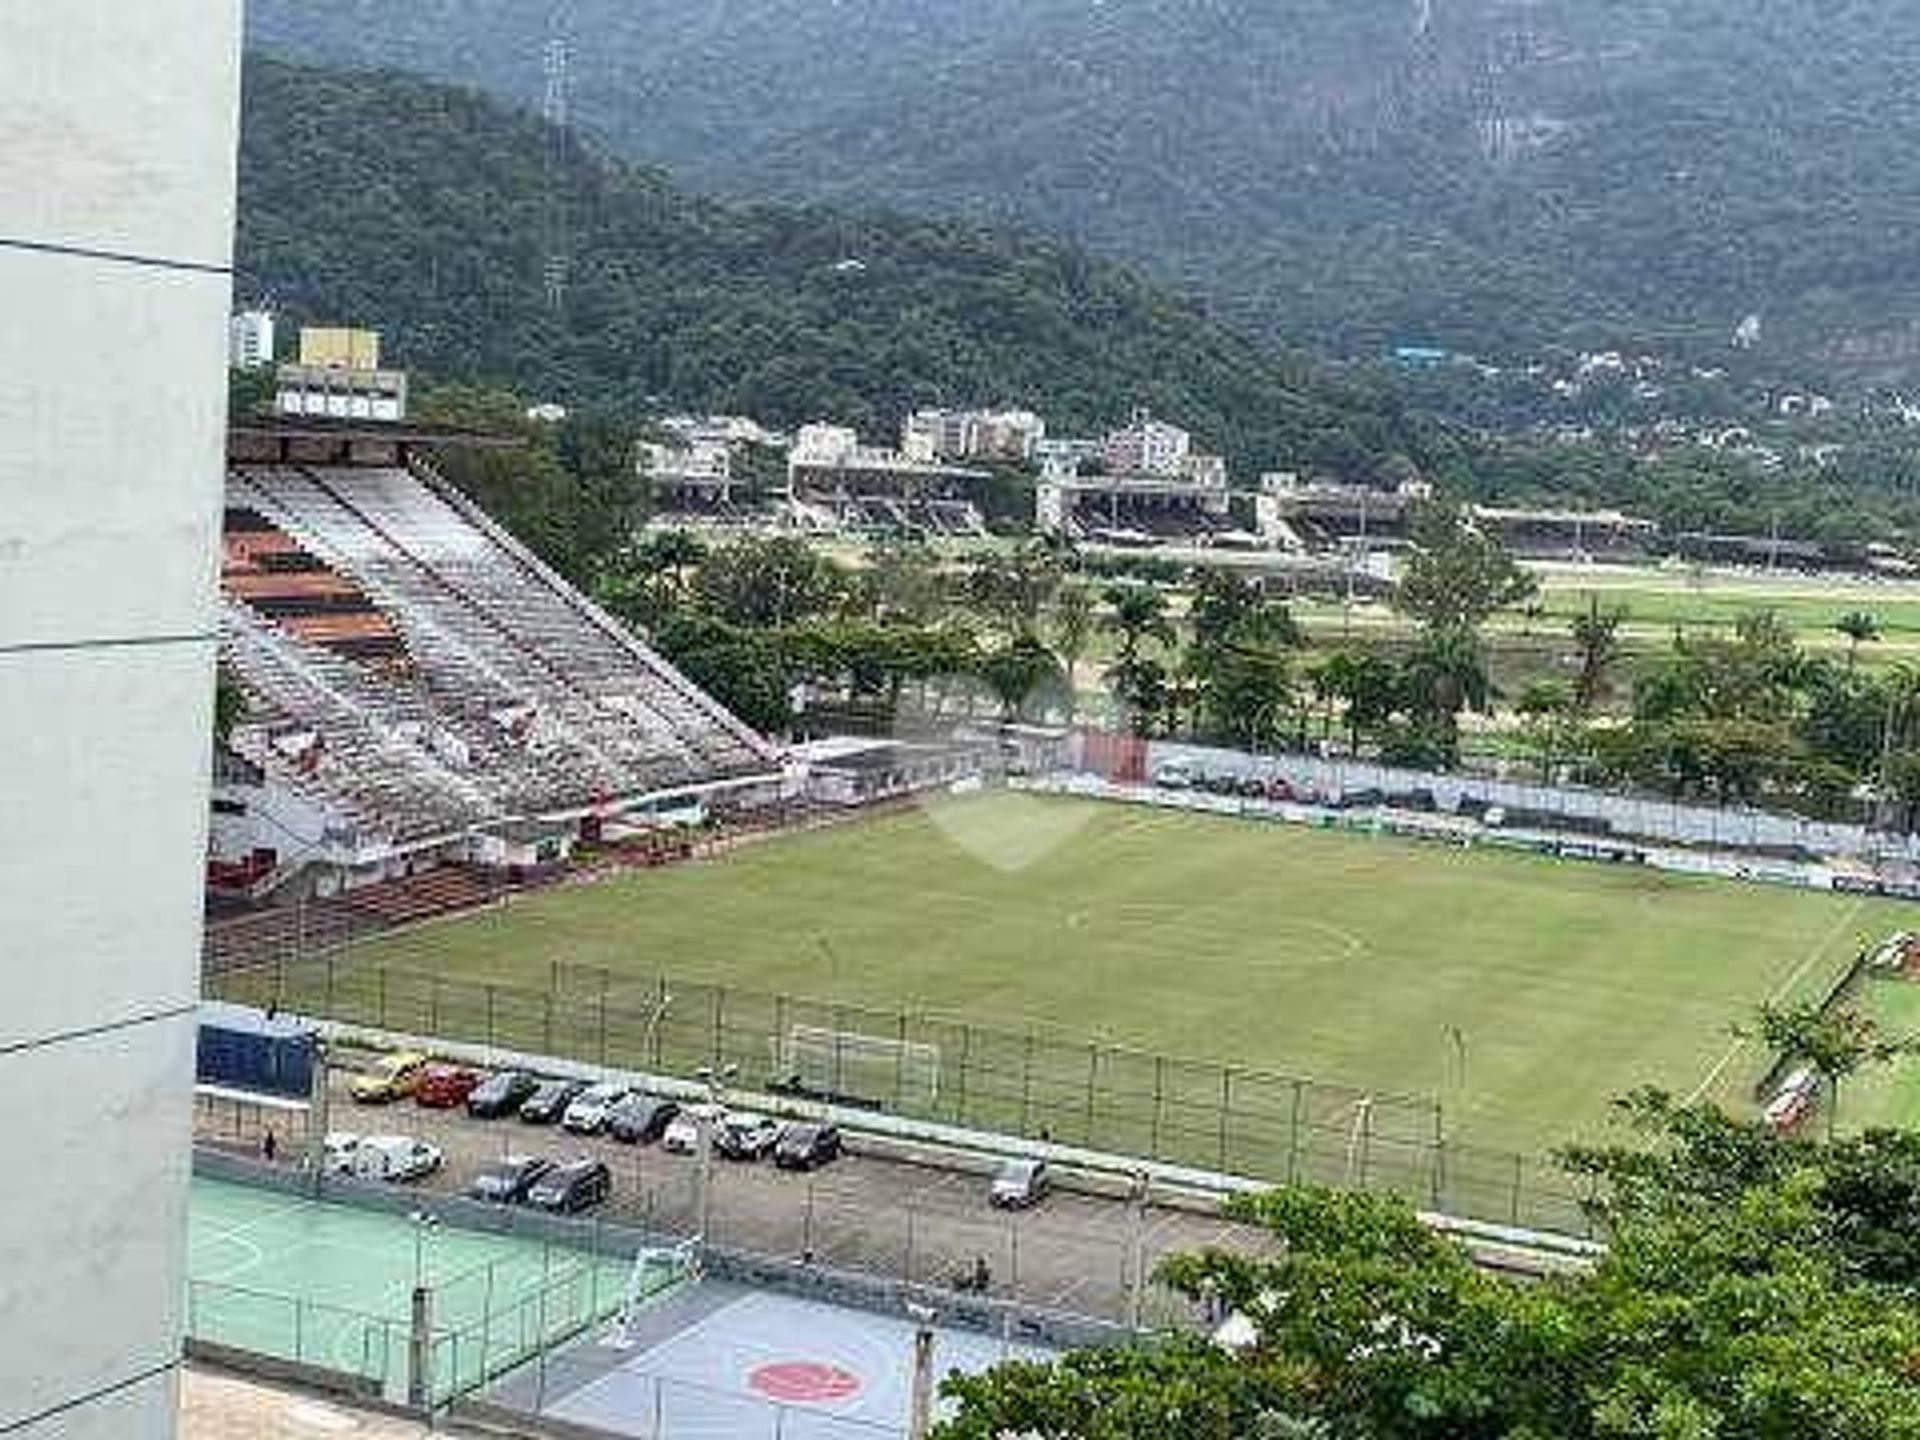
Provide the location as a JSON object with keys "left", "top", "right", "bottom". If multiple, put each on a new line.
{"left": 693, "top": 1063, "right": 737, "bottom": 1256}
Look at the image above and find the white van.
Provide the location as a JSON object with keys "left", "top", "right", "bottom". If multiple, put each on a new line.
{"left": 351, "top": 1134, "right": 443, "bottom": 1184}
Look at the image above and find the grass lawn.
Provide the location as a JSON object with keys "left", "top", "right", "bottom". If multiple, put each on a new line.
{"left": 1841, "top": 976, "right": 1920, "bottom": 1133}
{"left": 284, "top": 794, "right": 1910, "bottom": 1160}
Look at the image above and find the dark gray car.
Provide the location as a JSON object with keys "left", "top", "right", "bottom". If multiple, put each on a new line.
{"left": 467, "top": 1155, "right": 553, "bottom": 1205}
{"left": 526, "top": 1158, "right": 612, "bottom": 1214}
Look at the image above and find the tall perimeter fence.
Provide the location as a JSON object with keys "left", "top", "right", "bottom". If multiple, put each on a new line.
{"left": 209, "top": 951, "right": 1600, "bottom": 1239}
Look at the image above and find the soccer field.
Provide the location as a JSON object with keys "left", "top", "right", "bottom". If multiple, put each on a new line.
{"left": 321, "top": 792, "right": 1911, "bottom": 1158}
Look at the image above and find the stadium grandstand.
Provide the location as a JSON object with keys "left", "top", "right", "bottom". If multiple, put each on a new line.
{"left": 209, "top": 421, "right": 780, "bottom": 898}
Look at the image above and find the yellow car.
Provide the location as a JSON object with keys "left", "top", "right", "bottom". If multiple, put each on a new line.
{"left": 349, "top": 1051, "right": 429, "bottom": 1104}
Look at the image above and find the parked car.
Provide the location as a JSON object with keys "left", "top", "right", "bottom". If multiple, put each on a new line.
{"left": 519, "top": 1078, "right": 587, "bottom": 1126}
{"left": 351, "top": 1134, "right": 443, "bottom": 1184}
{"left": 1151, "top": 760, "right": 1193, "bottom": 790}
{"left": 322, "top": 1132, "right": 361, "bottom": 1176}
{"left": 414, "top": 1063, "right": 483, "bottom": 1110}
{"left": 772, "top": 1122, "right": 842, "bottom": 1172}
{"left": 467, "top": 1155, "right": 554, "bottom": 1205}
{"left": 660, "top": 1113, "right": 702, "bottom": 1156}
{"left": 989, "top": 1158, "right": 1051, "bottom": 1209}
{"left": 349, "top": 1050, "right": 428, "bottom": 1104}
{"left": 561, "top": 1081, "right": 631, "bottom": 1135}
{"left": 526, "top": 1158, "right": 612, "bottom": 1214}
{"left": 713, "top": 1111, "right": 783, "bottom": 1161}
{"left": 607, "top": 1094, "right": 680, "bottom": 1145}
{"left": 466, "top": 1069, "right": 540, "bottom": 1119}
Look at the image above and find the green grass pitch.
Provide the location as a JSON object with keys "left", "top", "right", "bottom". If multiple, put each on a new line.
{"left": 327, "top": 792, "right": 1913, "bottom": 1156}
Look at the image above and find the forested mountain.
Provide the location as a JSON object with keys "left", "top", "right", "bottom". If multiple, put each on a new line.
{"left": 247, "top": 1, "right": 1920, "bottom": 377}
{"left": 236, "top": 56, "right": 1425, "bottom": 478}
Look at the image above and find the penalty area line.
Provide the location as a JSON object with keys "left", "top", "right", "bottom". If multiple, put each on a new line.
{"left": 1681, "top": 897, "right": 1864, "bottom": 1106}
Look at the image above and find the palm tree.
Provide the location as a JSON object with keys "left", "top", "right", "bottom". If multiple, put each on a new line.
{"left": 1836, "top": 610, "right": 1880, "bottom": 671}
{"left": 1048, "top": 584, "right": 1096, "bottom": 720}
{"left": 1569, "top": 594, "right": 1628, "bottom": 714}
{"left": 1101, "top": 584, "right": 1174, "bottom": 671}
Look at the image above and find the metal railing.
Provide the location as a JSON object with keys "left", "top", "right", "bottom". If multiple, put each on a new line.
{"left": 208, "top": 952, "right": 1600, "bottom": 1239}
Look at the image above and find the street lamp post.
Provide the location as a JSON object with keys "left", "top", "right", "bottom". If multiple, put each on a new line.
{"left": 905, "top": 1301, "right": 938, "bottom": 1440}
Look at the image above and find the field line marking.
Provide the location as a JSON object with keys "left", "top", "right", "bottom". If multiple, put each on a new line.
{"left": 1682, "top": 897, "right": 1863, "bottom": 1106}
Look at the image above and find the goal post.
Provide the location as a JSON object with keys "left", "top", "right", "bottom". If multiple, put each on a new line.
{"left": 771, "top": 1023, "right": 941, "bottom": 1109}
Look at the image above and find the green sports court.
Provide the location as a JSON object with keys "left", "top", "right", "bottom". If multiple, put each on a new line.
{"left": 186, "top": 1176, "right": 635, "bottom": 1404}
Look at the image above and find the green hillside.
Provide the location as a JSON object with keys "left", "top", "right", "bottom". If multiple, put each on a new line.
{"left": 248, "top": 1, "right": 1920, "bottom": 376}
{"left": 237, "top": 56, "right": 1426, "bottom": 479}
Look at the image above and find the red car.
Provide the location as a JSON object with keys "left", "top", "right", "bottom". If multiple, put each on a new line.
{"left": 414, "top": 1063, "right": 482, "bottom": 1109}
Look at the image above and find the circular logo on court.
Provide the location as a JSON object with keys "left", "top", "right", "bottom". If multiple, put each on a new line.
{"left": 748, "top": 1361, "right": 863, "bottom": 1403}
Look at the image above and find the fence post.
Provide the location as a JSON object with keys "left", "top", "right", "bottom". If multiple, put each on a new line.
{"left": 713, "top": 988, "right": 726, "bottom": 1070}
{"left": 1083, "top": 1045, "right": 1099, "bottom": 1146}
{"left": 654, "top": 976, "right": 669, "bottom": 1070}
{"left": 485, "top": 985, "right": 496, "bottom": 1050}
{"left": 543, "top": 991, "right": 554, "bottom": 1056}
{"left": 429, "top": 974, "right": 441, "bottom": 1036}
{"left": 1216, "top": 1068, "right": 1232, "bottom": 1173}
{"left": 955, "top": 1024, "right": 972, "bottom": 1127}
{"left": 896, "top": 1012, "right": 910, "bottom": 1112}
{"left": 325, "top": 953, "right": 337, "bottom": 1021}
{"left": 1020, "top": 1033, "right": 1036, "bottom": 1135}
{"left": 599, "top": 971, "right": 610, "bottom": 1069}
{"left": 1430, "top": 1103, "right": 1445, "bottom": 1209}
{"left": 1150, "top": 1056, "right": 1165, "bottom": 1160}
{"left": 378, "top": 966, "right": 388, "bottom": 1029}
{"left": 1287, "top": 1080, "right": 1304, "bottom": 1183}
{"left": 1509, "top": 1152, "right": 1524, "bottom": 1226}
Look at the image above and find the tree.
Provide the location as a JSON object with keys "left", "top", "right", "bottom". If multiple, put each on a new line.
{"left": 1514, "top": 678, "right": 1576, "bottom": 780}
{"left": 975, "top": 635, "right": 1066, "bottom": 722}
{"left": 693, "top": 535, "right": 845, "bottom": 628}
{"left": 1313, "top": 649, "right": 1401, "bottom": 753}
{"left": 1569, "top": 594, "right": 1629, "bottom": 715}
{"left": 1048, "top": 583, "right": 1096, "bottom": 721}
{"left": 1102, "top": 584, "right": 1175, "bottom": 672}
{"left": 1838, "top": 610, "right": 1882, "bottom": 671}
{"left": 1738, "top": 1001, "right": 1916, "bottom": 1138}
{"left": 1393, "top": 503, "right": 1537, "bottom": 634}
{"left": 945, "top": 1102, "right": 1920, "bottom": 1439}
{"left": 1398, "top": 625, "right": 1493, "bottom": 763}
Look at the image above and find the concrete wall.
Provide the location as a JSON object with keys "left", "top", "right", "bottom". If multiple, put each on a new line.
{"left": 0, "top": 4, "right": 241, "bottom": 1434}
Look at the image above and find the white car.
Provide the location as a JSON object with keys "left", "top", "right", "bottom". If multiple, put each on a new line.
{"left": 351, "top": 1134, "right": 443, "bottom": 1184}
{"left": 713, "top": 1111, "right": 783, "bottom": 1161}
{"left": 562, "top": 1081, "right": 631, "bottom": 1134}
{"left": 323, "top": 1132, "right": 361, "bottom": 1176}
{"left": 661, "top": 1114, "right": 702, "bottom": 1155}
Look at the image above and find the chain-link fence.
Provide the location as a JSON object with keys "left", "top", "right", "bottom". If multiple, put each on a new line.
{"left": 208, "top": 953, "right": 1598, "bottom": 1238}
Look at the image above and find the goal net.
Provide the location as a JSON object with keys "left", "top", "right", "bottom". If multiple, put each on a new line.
{"left": 771, "top": 1023, "right": 941, "bottom": 1109}
{"left": 607, "top": 1238, "right": 702, "bottom": 1348}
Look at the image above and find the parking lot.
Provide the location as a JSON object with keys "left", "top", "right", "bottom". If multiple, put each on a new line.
{"left": 194, "top": 1064, "right": 1280, "bottom": 1328}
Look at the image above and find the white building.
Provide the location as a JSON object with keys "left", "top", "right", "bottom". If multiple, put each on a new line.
{"left": 903, "top": 408, "right": 1046, "bottom": 465}
{"left": 228, "top": 307, "right": 275, "bottom": 370}
{"left": 638, "top": 435, "right": 735, "bottom": 507}
{"left": 0, "top": 4, "right": 241, "bottom": 1436}
{"left": 1103, "top": 409, "right": 1192, "bottom": 478}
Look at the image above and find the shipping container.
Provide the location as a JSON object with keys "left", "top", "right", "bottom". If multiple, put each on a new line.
{"left": 196, "top": 1001, "right": 317, "bottom": 1099}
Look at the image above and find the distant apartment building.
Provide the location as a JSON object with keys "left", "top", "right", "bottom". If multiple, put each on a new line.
{"left": 638, "top": 435, "right": 735, "bottom": 510}
{"left": 228, "top": 307, "right": 275, "bottom": 370}
{"left": 1102, "top": 408, "right": 1192, "bottom": 478}
{"left": 661, "top": 413, "right": 785, "bottom": 449}
{"left": 902, "top": 407, "right": 1046, "bottom": 465}
{"left": 275, "top": 326, "right": 408, "bottom": 422}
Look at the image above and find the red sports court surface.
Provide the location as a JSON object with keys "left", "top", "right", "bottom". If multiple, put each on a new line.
{"left": 493, "top": 1279, "right": 1051, "bottom": 1439}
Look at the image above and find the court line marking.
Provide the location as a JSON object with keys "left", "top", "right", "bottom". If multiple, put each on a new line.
{"left": 1682, "top": 897, "right": 1864, "bottom": 1106}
